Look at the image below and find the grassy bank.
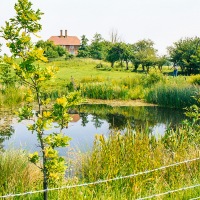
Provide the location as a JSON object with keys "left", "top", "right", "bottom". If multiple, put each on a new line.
{"left": 42, "top": 58, "right": 200, "bottom": 108}
{"left": 1, "top": 58, "right": 200, "bottom": 109}
{"left": 1, "top": 119, "right": 200, "bottom": 199}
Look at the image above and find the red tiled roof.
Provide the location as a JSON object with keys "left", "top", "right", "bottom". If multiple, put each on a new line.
{"left": 48, "top": 36, "right": 80, "bottom": 46}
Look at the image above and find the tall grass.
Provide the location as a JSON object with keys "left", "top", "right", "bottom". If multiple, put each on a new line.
{"left": 75, "top": 128, "right": 200, "bottom": 199}
{"left": 80, "top": 82, "right": 130, "bottom": 100}
{"left": 0, "top": 87, "right": 25, "bottom": 108}
{"left": 0, "top": 149, "right": 42, "bottom": 198}
{"left": 145, "top": 83, "right": 200, "bottom": 108}
{"left": 1, "top": 124, "right": 200, "bottom": 199}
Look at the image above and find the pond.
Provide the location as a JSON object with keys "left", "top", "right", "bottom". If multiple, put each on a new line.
{"left": 1, "top": 104, "right": 187, "bottom": 155}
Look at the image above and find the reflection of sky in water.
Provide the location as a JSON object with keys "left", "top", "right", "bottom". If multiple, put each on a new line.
{"left": 4, "top": 115, "right": 110, "bottom": 155}
{"left": 3, "top": 105, "right": 186, "bottom": 155}
{"left": 152, "top": 123, "right": 166, "bottom": 138}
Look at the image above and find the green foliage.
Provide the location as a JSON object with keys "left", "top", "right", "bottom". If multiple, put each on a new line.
{"left": 77, "top": 35, "right": 90, "bottom": 58}
{"left": 1, "top": 101, "right": 200, "bottom": 199}
{"left": 0, "top": 63, "right": 16, "bottom": 88}
{"left": 89, "top": 33, "right": 109, "bottom": 60}
{"left": 1, "top": 87, "right": 25, "bottom": 108}
{"left": 18, "top": 105, "right": 33, "bottom": 120}
{"left": 189, "top": 74, "right": 200, "bottom": 85}
{"left": 36, "top": 40, "right": 66, "bottom": 59}
{"left": 77, "top": 129, "right": 200, "bottom": 199}
{"left": 1, "top": 0, "right": 83, "bottom": 199}
{"left": 106, "top": 42, "right": 125, "bottom": 67}
{"left": 142, "top": 71, "right": 164, "bottom": 87}
{"left": 131, "top": 39, "right": 157, "bottom": 71}
{"left": 168, "top": 37, "right": 200, "bottom": 74}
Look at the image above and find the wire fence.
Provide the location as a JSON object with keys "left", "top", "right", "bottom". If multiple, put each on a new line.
{"left": 190, "top": 197, "right": 200, "bottom": 200}
{"left": 136, "top": 183, "right": 200, "bottom": 199}
{"left": 0, "top": 157, "right": 200, "bottom": 199}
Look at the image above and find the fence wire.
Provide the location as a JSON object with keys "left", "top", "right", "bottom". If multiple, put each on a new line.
{"left": 137, "top": 183, "right": 200, "bottom": 199}
{"left": 0, "top": 157, "right": 199, "bottom": 199}
{"left": 190, "top": 197, "right": 200, "bottom": 200}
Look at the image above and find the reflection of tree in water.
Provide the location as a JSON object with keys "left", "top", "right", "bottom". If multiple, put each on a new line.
{"left": 0, "top": 115, "right": 14, "bottom": 150}
{"left": 106, "top": 113, "right": 127, "bottom": 130}
{"left": 77, "top": 104, "right": 187, "bottom": 134}
{"left": 79, "top": 113, "right": 89, "bottom": 127}
{"left": 91, "top": 115, "right": 104, "bottom": 128}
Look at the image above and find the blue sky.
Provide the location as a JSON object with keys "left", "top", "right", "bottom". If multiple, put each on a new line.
{"left": 1, "top": 0, "right": 200, "bottom": 55}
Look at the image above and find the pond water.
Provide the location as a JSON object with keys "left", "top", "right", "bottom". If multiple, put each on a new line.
{"left": 1, "top": 104, "right": 187, "bottom": 155}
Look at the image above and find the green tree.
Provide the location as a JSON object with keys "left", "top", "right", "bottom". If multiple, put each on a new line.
{"left": 120, "top": 43, "right": 133, "bottom": 70}
{"left": 89, "top": 33, "right": 106, "bottom": 60}
{"left": 1, "top": 1, "right": 82, "bottom": 199}
{"left": 36, "top": 40, "right": 66, "bottom": 59}
{"left": 155, "top": 55, "right": 168, "bottom": 72}
{"left": 106, "top": 43, "right": 122, "bottom": 67}
{"left": 77, "top": 35, "right": 90, "bottom": 58}
{"left": 168, "top": 37, "right": 200, "bottom": 74}
{"left": 106, "top": 42, "right": 133, "bottom": 69}
{"left": 132, "top": 39, "right": 157, "bottom": 72}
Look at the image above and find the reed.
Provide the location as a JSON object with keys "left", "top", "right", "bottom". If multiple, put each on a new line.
{"left": 80, "top": 82, "right": 129, "bottom": 100}
{"left": 1, "top": 124, "right": 200, "bottom": 199}
{"left": 145, "top": 83, "right": 200, "bottom": 108}
{"left": 0, "top": 149, "right": 42, "bottom": 198}
{"left": 0, "top": 87, "right": 25, "bottom": 108}
{"left": 74, "top": 127, "right": 200, "bottom": 199}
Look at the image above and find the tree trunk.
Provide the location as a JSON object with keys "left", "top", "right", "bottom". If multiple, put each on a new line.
{"left": 41, "top": 139, "right": 48, "bottom": 200}
{"left": 134, "top": 64, "right": 139, "bottom": 72}
{"left": 142, "top": 65, "right": 145, "bottom": 71}
{"left": 126, "top": 61, "right": 129, "bottom": 70}
{"left": 120, "top": 60, "right": 123, "bottom": 67}
{"left": 43, "top": 157, "right": 48, "bottom": 200}
{"left": 38, "top": 131, "right": 48, "bottom": 200}
{"left": 158, "top": 65, "right": 162, "bottom": 72}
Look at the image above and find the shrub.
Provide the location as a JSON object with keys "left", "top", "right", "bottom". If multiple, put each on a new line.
{"left": 189, "top": 74, "right": 200, "bottom": 85}
{"left": 142, "top": 71, "right": 164, "bottom": 87}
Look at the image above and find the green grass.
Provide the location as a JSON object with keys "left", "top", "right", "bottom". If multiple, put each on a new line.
{"left": 0, "top": 149, "right": 42, "bottom": 198}
{"left": 0, "top": 87, "right": 25, "bottom": 109}
{"left": 145, "top": 83, "right": 200, "bottom": 108}
{"left": 1, "top": 124, "right": 200, "bottom": 199}
{"left": 0, "top": 58, "right": 199, "bottom": 109}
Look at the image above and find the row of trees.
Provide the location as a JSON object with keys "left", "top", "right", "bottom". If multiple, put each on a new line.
{"left": 1, "top": 21, "right": 200, "bottom": 74}
{"left": 77, "top": 34, "right": 200, "bottom": 74}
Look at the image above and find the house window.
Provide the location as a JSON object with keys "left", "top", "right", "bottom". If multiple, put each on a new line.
{"left": 69, "top": 45, "right": 74, "bottom": 50}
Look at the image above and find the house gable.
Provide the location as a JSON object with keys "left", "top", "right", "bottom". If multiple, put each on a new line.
{"left": 48, "top": 30, "right": 80, "bottom": 55}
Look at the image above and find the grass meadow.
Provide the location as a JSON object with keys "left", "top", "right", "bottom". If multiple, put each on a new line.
{"left": 1, "top": 57, "right": 199, "bottom": 108}
{"left": 38, "top": 58, "right": 200, "bottom": 108}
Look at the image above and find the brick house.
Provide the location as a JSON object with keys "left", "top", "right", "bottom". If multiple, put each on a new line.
{"left": 48, "top": 30, "right": 80, "bottom": 55}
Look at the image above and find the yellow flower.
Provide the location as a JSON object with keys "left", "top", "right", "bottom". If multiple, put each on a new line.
{"left": 43, "top": 111, "right": 51, "bottom": 118}
{"left": 56, "top": 96, "right": 67, "bottom": 107}
{"left": 38, "top": 77, "right": 46, "bottom": 81}
{"left": 49, "top": 172, "right": 59, "bottom": 180}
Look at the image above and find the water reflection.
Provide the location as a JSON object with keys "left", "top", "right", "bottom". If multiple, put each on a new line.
{"left": 0, "top": 113, "right": 14, "bottom": 150}
{"left": 77, "top": 104, "right": 186, "bottom": 134}
{"left": 1, "top": 104, "right": 187, "bottom": 153}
